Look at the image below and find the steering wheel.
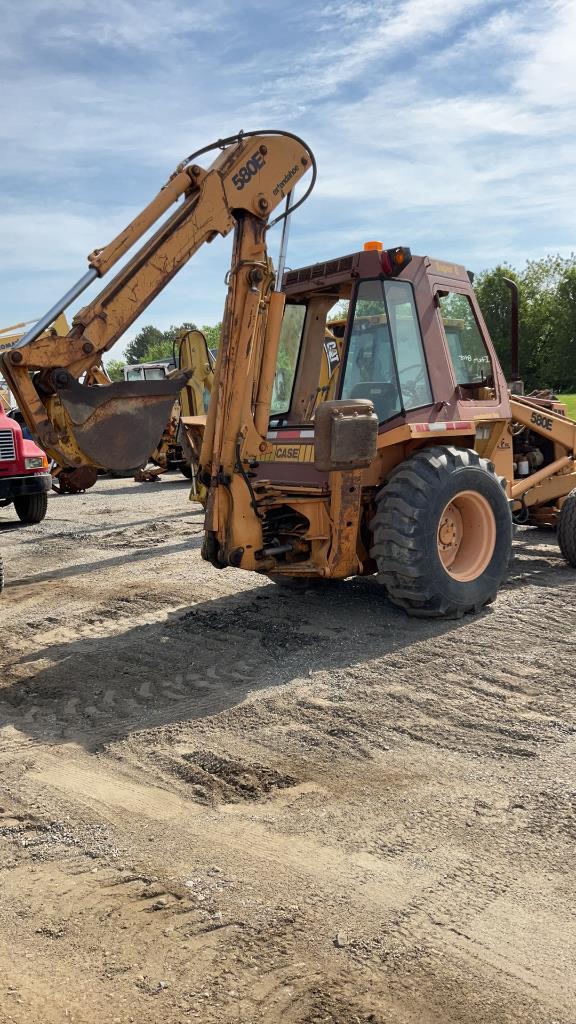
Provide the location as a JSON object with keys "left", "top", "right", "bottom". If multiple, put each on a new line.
{"left": 398, "top": 363, "right": 426, "bottom": 402}
{"left": 398, "top": 362, "right": 426, "bottom": 382}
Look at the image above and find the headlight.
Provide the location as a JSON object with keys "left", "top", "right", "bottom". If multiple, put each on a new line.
{"left": 25, "top": 456, "right": 46, "bottom": 470}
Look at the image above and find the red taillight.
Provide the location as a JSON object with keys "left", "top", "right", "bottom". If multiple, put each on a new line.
{"left": 380, "top": 246, "right": 411, "bottom": 276}
{"left": 380, "top": 251, "right": 393, "bottom": 274}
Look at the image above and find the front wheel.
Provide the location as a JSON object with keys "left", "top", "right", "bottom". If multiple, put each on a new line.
{"left": 14, "top": 492, "right": 48, "bottom": 524}
{"left": 370, "top": 446, "right": 512, "bottom": 618}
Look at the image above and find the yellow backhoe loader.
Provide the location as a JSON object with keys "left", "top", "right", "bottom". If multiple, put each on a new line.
{"left": 4, "top": 129, "right": 576, "bottom": 617}
{"left": 125, "top": 329, "right": 215, "bottom": 486}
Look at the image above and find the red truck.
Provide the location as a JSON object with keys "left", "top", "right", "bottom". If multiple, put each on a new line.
{"left": 0, "top": 408, "right": 51, "bottom": 523}
{"left": 0, "top": 410, "right": 52, "bottom": 592}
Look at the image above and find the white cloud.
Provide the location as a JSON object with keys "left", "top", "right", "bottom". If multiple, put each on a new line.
{"left": 0, "top": 0, "right": 229, "bottom": 57}
{"left": 0, "top": 205, "right": 140, "bottom": 272}
{"left": 260, "top": 0, "right": 500, "bottom": 103}
{"left": 517, "top": 0, "right": 576, "bottom": 106}
{"left": 1, "top": 0, "right": 576, "bottom": 362}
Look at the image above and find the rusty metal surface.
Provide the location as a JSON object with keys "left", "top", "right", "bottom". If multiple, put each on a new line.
{"left": 314, "top": 400, "right": 377, "bottom": 472}
{"left": 326, "top": 468, "right": 364, "bottom": 577}
{"left": 52, "top": 465, "right": 99, "bottom": 494}
{"left": 55, "top": 373, "right": 190, "bottom": 472}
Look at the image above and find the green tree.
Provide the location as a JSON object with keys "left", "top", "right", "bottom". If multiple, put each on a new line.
{"left": 200, "top": 322, "right": 222, "bottom": 350}
{"left": 123, "top": 322, "right": 196, "bottom": 365}
{"left": 475, "top": 256, "right": 576, "bottom": 391}
{"left": 547, "top": 264, "right": 576, "bottom": 390}
{"left": 106, "top": 359, "right": 125, "bottom": 382}
{"left": 520, "top": 255, "right": 576, "bottom": 391}
{"left": 328, "top": 301, "right": 349, "bottom": 323}
{"left": 141, "top": 337, "right": 175, "bottom": 362}
{"left": 474, "top": 265, "right": 521, "bottom": 381}
{"left": 123, "top": 325, "right": 165, "bottom": 365}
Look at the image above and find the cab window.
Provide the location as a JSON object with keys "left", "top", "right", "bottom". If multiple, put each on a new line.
{"left": 340, "top": 279, "right": 432, "bottom": 422}
{"left": 144, "top": 366, "right": 169, "bottom": 381}
{"left": 386, "top": 281, "right": 432, "bottom": 410}
{"left": 271, "top": 303, "right": 306, "bottom": 416}
{"left": 438, "top": 292, "right": 492, "bottom": 385}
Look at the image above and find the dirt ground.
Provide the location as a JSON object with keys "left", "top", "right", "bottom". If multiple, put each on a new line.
{"left": 0, "top": 475, "right": 574, "bottom": 1024}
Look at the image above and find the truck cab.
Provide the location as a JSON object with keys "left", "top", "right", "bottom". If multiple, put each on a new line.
{"left": 0, "top": 409, "right": 51, "bottom": 524}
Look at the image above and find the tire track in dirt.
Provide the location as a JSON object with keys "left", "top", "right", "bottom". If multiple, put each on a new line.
{"left": 1, "top": 483, "right": 575, "bottom": 1023}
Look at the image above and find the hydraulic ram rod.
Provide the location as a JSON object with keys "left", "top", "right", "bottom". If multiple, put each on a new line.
{"left": 12, "top": 269, "right": 98, "bottom": 349}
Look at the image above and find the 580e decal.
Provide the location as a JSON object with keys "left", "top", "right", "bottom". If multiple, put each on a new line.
{"left": 232, "top": 149, "right": 266, "bottom": 190}
{"left": 232, "top": 150, "right": 300, "bottom": 201}
{"left": 530, "top": 410, "right": 553, "bottom": 431}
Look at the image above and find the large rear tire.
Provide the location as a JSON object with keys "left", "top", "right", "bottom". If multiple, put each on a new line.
{"left": 370, "top": 446, "right": 512, "bottom": 618}
{"left": 558, "top": 488, "right": 576, "bottom": 566}
{"left": 14, "top": 492, "right": 48, "bottom": 524}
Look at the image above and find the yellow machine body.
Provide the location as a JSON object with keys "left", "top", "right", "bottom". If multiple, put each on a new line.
{"left": 6, "top": 132, "right": 576, "bottom": 615}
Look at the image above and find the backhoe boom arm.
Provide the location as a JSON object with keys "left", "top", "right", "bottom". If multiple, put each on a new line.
{"left": 1, "top": 131, "right": 313, "bottom": 473}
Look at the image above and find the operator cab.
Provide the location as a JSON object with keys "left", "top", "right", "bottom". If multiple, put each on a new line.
{"left": 272, "top": 243, "right": 504, "bottom": 433}
{"left": 124, "top": 359, "right": 175, "bottom": 382}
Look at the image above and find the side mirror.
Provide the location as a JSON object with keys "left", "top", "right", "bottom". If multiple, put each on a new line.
{"left": 314, "top": 399, "right": 378, "bottom": 472}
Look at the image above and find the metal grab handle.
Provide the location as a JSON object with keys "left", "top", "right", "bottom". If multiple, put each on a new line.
{"left": 274, "top": 191, "right": 293, "bottom": 291}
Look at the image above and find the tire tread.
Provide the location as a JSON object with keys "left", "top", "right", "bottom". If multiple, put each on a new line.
{"left": 558, "top": 488, "right": 576, "bottom": 566}
{"left": 14, "top": 492, "right": 48, "bottom": 524}
{"left": 370, "top": 446, "right": 511, "bottom": 618}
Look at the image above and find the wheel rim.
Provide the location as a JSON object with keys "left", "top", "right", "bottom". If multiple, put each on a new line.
{"left": 437, "top": 491, "right": 496, "bottom": 582}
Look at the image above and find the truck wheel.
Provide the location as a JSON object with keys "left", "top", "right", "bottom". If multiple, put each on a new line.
{"left": 180, "top": 462, "right": 193, "bottom": 480}
{"left": 370, "top": 446, "right": 512, "bottom": 618}
{"left": 558, "top": 488, "right": 576, "bottom": 566}
{"left": 14, "top": 492, "right": 48, "bottom": 524}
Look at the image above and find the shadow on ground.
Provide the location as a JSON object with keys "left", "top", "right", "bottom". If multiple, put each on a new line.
{"left": 1, "top": 575, "right": 468, "bottom": 750}
{"left": 94, "top": 476, "right": 193, "bottom": 498}
{"left": 0, "top": 528, "right": 572, "bottom": 752}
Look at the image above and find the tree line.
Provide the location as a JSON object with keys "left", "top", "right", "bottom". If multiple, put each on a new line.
{"left": 475, "top": 254, "right": 576, "bottom": 392}
{"left": 105, "top": 253, "right": 576, "bottom": 393}
{"left": 106, "top": 321, "right": 222, "bottom": 381}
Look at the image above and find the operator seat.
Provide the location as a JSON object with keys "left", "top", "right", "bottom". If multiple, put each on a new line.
{"left": 349, "top": 382, "right": 399, "bottom": 423}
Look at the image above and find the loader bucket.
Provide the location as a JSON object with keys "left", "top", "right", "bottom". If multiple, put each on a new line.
{"left": 51, "top": 369, "right": 191, "bottom": 472}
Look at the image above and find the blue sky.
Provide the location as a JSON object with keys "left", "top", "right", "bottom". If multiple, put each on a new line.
{"left": 1, "top": 0, "right": 575, "bottom": 363}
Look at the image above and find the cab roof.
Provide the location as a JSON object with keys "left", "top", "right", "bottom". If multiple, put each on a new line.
{"left": 282, "top": 250, "right": 469, "bottom": 299}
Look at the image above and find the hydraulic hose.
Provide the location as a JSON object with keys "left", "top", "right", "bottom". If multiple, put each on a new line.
{"left": 180, "top": 129, "right": 317, "bottom": 230}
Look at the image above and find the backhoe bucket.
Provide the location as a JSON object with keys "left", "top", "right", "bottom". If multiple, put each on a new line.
{"left": 51, "top": 370, "right": 191, "bottom": 472}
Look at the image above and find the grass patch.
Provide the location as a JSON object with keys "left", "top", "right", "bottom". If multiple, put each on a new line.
{"left": 558, "top": 394, "right": 576, "bottom": 419}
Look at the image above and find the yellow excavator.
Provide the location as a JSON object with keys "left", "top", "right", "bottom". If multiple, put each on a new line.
{"left": 5, "top": 129, "right": 576, "bottom": 617}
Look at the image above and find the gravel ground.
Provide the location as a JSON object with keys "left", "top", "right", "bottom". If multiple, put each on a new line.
{"left": 0, "top": 475, "right": 575, "bottom": 1024}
